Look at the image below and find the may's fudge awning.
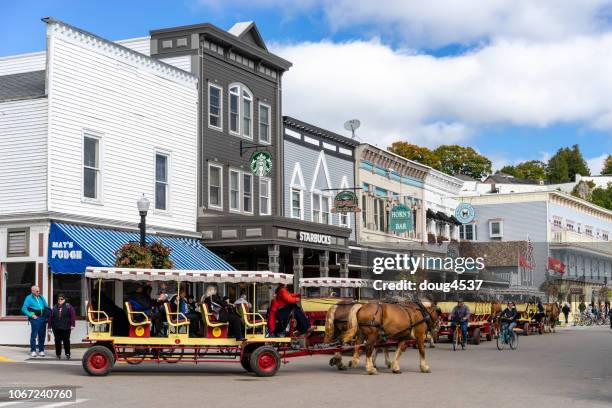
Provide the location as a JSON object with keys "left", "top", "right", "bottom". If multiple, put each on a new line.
{"left": 48, "top": 223, "right": 235, "bottom": 274}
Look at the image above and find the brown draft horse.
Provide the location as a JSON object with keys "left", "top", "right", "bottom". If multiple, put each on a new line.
{"left": 490, "top": 301, "right": 503, "bottom": 337}
{"left": 544, "top": 302, "right": 561, "bottom": 333}
{"left": 324, "top": 302, "right": 367, "bottom": 370}
{"left": 342, "top": 301, "right": 440, "bottom": 375}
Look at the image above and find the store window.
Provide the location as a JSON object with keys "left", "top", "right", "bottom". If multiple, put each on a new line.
{"left": 374, "top": 198, "right": 385, "bottom": 232}
{"left": 4, "top": 262, "right": 35, "bottom": 316}
{"left": 53, "top": 274, "right": 83, "bottom": 315}
{"left": 7, "top": 229, "right": 28, "bottom": 257}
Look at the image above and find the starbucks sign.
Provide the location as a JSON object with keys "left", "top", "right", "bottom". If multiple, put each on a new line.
{"left": 250, "top": 151, "right": 272, "bottom": 176}
{"left": 389, "top": 204, "right": 413, "bottom": 233}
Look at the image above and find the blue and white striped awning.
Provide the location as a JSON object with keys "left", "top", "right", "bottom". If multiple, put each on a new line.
{"left": 48, "top": 223, "right": 235, "bottom": 274}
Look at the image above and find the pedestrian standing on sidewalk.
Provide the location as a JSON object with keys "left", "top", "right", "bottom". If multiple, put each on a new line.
{"left": 47, "top": 294, "right": 76, "bottom": 360}
{"left": 562, "top": 303, "right": 570, "bottom": 324}
{"left": 21, "top": 285, "right": 50, "bottom": 357}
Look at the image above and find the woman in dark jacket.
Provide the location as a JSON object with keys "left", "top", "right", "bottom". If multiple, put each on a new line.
{"left": 47, "top": 294, "right": 76, "bottom": 360}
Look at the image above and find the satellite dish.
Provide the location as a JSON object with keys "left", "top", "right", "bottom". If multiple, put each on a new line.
{"left": 343, "top": 119, "right": 361, "bottom": 139}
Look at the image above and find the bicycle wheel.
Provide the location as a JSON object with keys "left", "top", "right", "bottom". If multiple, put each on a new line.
{"left": 452, "top": 329, "right": 459, "bottom": 351}
{"left": 496, "top": 332, "right": 505, "bottom": 350}
{"left": 509, "top": 332, "right": 518, "bottom": 350}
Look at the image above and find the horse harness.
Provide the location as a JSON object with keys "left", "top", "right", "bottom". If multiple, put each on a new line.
{"left": 358, "top": 301, "right": 432, "bottom": 340}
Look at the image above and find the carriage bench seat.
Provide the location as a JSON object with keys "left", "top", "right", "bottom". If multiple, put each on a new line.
{"left": 87, "top": 303, "right": 113, "bottom": 324}
{"left": 201, "top": 303, "right": 228, "bottom": 339}
{"left": 239, "top": 303, "right": 267, "bottom": 332}
{"left": 163, "top": 302, "right": 190, "bottom": 334}
{"left": 125, "top": 301, "right": 151, "bottom": 338}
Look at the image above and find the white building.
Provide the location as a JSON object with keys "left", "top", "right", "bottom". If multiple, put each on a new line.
{"left": 0, "top": 19, "right": 231, "bottom": 344}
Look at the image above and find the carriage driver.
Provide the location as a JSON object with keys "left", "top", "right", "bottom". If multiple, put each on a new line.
{"left": 500, "top": 302, "right": 518, "bottom": 340}
{"left": 450, "top": 299, "right": 470, "bottom": 349}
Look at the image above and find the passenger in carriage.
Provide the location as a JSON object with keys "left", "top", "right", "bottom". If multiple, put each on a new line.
{"left": 534, "top": 299, "right": 545, "bottom": 324}
{"left": 268, "top": 284, "right": 310, "bottom": 337}
{"left": 128, "top": 285, "right": 153, "bottom": 322}
{"left": 175, "top": 290, "right": 201, "bottom": 336}
{"left": 202, "top": 286, "right": 245, "bottom": 341}
{"left": 234, "top": 293, "right": 251, "bottom": 309}
{"left": 151, "top": 290, "right": 168, "bottom": 337}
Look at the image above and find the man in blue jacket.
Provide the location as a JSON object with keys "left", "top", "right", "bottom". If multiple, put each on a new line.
{"left": 21, "top": 285, "right": 49, "bottom": 357}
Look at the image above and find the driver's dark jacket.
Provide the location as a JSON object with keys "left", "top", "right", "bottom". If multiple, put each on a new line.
{"left": 500, "top": 308, "right": 518, "bottom": 322}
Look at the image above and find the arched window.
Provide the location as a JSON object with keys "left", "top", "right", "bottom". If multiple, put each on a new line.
{"left": 228, "top": 83, "right": 253, "bottom": 139}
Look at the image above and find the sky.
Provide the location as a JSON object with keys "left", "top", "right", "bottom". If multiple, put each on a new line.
{"left": 2, "top": 0, "right": 612, "bottom": 174}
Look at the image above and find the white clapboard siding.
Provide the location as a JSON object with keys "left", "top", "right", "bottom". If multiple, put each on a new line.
{"left": 158, "top": 55, "right": 192, "bottom": 72}
{"left": 116, "top": 37, "right": 151, "bottom": 56}
{"left": 46, "top": 24, "right": 198, "bottom": 233}
{"left": 0, "top": 38, "right": 149, "bottom": 76}
{"left": 0, "top": 51, "right": 46, "bottom": 75}
{"left": 0, "top": 98, "right": 48, "bottom": 214}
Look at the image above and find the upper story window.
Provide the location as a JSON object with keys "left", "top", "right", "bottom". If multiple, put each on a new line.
{"left": 259, "top": 103, "right": 271, "bottom": 144}
{"left": 83, "top": 134, "right": 100, "bottom": 200}
{"left": 208, "top": 83, "right": 222, "bottom": 131}
{"left": 339, "top": 211, "right": 349, "bottom": 228}
{"left": 312, "top": 192, "right": 331, "bottom": 224}
{"left": 489, "top": 220, "right": 503, "bottom": 240}
{"left": 229, "top": 84, "right": 253, "bottom": 139}
{"left": 585, "top": 226, "right": 593, "bottom": 236}
{"left": 603, "top": 231, "right": 609, "bottom": 241}
{"left": 291, "top": 188, "right": 302, "bottom": 219}
{"left": 259, "top": 177, "right": 271, "bottom": 215}
{"left": 243, "top": 173, "right": 253, "bottom": 214}
{"left": 361, "top": 194, "right": 367, "bottom": 225}
{"left": 155, "top": 153, "right": 169, "bottom": 211}
{"left": 566, "top": 222, "right": 574, "bottom": 231}
{"left": 552, "top": 218, "right": 562, "bottom": 229}
{"left": 229, "top": 169, "right": 241, "bottom": 212}
{"left": 208, "top": 163, "right": 223, "bottom": 210}
{"left": 374, "top": 198, "right": 386, "bottom": 232}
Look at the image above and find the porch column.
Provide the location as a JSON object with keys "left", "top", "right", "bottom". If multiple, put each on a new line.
{"left": 268, "top": 244, "right": 280, "bottom": 273}
{"left": 320, "top": 250, "right": 330, "bottom": 296}
{"left": 339, "top": 253, "right": 350, "bottom": 297}
{"left": 292, "top": 247, "right": 303, "bottom": 292}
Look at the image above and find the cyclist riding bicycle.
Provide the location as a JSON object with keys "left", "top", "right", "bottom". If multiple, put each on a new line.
{"left": 450, "top": 299, "right": 470, "bottom": 349}
{"left": 500, "top": 302, "right": 518, "bottom": 341}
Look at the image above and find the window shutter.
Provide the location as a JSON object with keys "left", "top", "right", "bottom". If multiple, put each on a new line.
{"left": 7, "top": 230, "right": 28, "bottom": 256}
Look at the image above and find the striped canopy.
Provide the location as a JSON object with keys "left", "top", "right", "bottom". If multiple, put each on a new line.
{"left": 299, "top": 277, "right": 373, "bottom": 288}
{"left": 85, "top": 267, "right": 293, "bottom": 284}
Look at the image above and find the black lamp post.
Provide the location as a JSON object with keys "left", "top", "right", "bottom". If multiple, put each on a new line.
{"left": 137, "top": 194, "right": 150, "bottom": 248}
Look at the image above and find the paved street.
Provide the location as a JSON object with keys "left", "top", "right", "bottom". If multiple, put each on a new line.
{"left": 0, "top": 326, "right": 610, "bottom": 408}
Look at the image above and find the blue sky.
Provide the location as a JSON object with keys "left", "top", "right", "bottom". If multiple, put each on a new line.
{"left": 2, "top": 0, "right": 611, "bottom": 174}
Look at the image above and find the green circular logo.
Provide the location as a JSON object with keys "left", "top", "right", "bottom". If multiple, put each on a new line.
{"left": 250, "top": 151, "right": 272, "bottom": 176}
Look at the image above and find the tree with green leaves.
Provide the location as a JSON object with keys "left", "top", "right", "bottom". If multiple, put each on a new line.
{"left": 547, "top": 150, "right": 571, "bottom": 183}
{"left": 590, "top": 183, "right": 612, "bottom": 210}
{"left": 432, "top": 145, "right": 492, "bottom": 179}
{"left": 388, "top": 142, "right": 438, "bottom": 168}
{"left": 499, "top": 160, "right": 547, "bottom": 181}
{"left": 547, "top": 145, "right": 590, "bottom": 182}
{"left": 602, "top": 155, "right": 612, "bottom": 175}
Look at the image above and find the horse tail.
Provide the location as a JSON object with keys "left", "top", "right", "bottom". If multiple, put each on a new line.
{"left": 342, "top": 303, "right": 364, "bottom": 344}
{"left": 324, "top": 304, "right": 338, "bottom": 344}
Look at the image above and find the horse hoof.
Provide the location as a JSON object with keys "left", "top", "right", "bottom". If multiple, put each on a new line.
{"left": 338, "top": 365, "right": 348, "bottom": 371}
{"left": 367, "top": 370, "right": 378, "bottom": 375}
{"left": 421, "top": 367, "right": 431, "bottom": 373}
{"left": 392, "top": 369, "right": 402, "bottom": 374}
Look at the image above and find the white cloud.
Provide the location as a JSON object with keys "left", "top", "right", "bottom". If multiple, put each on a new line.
{"left": 273, "top": 34, "right": 612, "bottom": 147}
{"left": 587, "top": 154, "right": 609, "bottom": 174}
{"left": 201, "top": 0, "right": 612, "bottom": 47}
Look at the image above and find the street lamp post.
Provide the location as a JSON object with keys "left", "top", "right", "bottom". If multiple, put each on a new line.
{"left": 137, "top": 194, "right": 150, "bottom": 248}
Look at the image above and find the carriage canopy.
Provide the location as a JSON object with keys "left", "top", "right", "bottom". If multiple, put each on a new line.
{"left": 85, "top": 266, "right": 293, "bottom": 284}
{"left": 299, "top": 277, "right": 373, "bottom": 288}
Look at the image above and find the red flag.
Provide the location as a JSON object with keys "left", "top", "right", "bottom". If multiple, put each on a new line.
{"left": 519, "top": 254, "right": 534, "bottom": 269}
{"left": 547, "top": 257, "right": 566, "bottom": 274}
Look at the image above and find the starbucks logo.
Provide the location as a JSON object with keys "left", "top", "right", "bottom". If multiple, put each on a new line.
{"left": 250, "top": 151, "right": 272, "bottom": 177}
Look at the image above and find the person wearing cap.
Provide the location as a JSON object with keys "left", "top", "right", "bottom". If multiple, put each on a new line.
{"left": 449, "top": 299, "right": 471, "bottom": 349}
{"left": 500, "top": 301, "right": 519, "bottom": 341}
{"left": 21, "top": 285, "right": 50, "bottom": 357}
{"left": 47, "top": 293, "right": 76, "bottom": 360}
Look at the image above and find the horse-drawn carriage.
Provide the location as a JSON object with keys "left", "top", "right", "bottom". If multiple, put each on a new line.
{"left": 514, "top": 302, "right": 545, "bottom": 335}
{"left": 437, "top": 301, "right": 495, "bottom": 345}
{"left": 83, "top": 266, "right": 296, "bottom": 377}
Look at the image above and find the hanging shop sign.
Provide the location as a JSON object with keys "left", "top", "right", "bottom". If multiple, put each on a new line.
{"left": 299, "top": 231, "right": 331, "bottom": 245}
{"left": 569, "top": 287, "right": 583, "bottom": 295}
{"left": 389, "top": 204, "right": 413, "bottom": 233}
{"left": 455, "top": 202, "right": 476, "bottom": 224}
{"left": 250, "top": 151, "right": 272, "bottom": 176}
{"left": 331, "top": 190, "right": 360, "bottom": 213}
